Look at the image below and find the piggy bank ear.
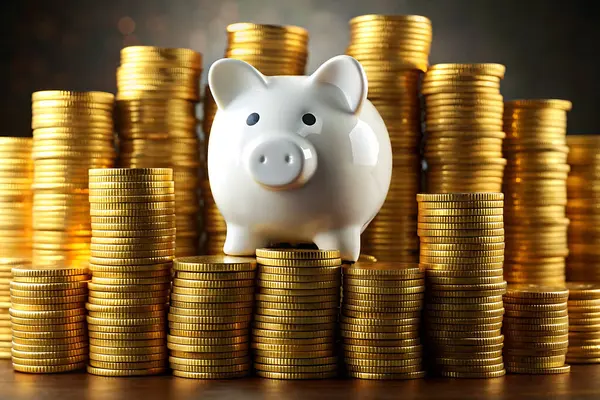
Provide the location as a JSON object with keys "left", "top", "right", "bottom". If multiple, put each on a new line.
{"left": 309, "top": 55, "right": 367, "bottom": 114}
{"left": 208, "top": 58, "right": 268, "bottom": 110}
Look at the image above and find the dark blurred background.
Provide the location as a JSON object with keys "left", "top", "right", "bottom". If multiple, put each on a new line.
{"left": 2, "top": 0, "right": 598, "bottom": 136}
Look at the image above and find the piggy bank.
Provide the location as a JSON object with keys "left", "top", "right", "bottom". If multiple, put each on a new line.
{"left": 207, "top": 55, "right": 392, "bottom": 261}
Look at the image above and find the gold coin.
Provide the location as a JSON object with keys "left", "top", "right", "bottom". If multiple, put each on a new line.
{"left": 8, "top": 308, "right": 85, "bottom": 319}
{"left": 11, "top": 354, "right": 88, "bottom": 366}
{"left": 12, "top": 328, "right": 87, "bottom": 339}
{"left": 9, "top": 288, "right": 87, "bottom": 298}
{"left": 503, "top": 302, "right": 567, "bottom": 311}
{"left": 171, "top": 286, "right": 254, "bottom": 296}
{"left": 90, "top": 277, "right": 171, "bottom": 285}
{"left": 252, "top": 322, "right": 335, "bottom": 332}
{"left": 88, "top": 324, "right": 164, "bottom": 333}
{"left": 89, "top": 352, "right": 167, "bottom": 363}
{"left": 167, "top": 314, "right": 251, "bottom": 324}
{"left": 257, "top": 280, "right": 340, "bottom": 290}
{"left": 88, "top": 331, "right": 165, "bottom": 340}
{"left": 255, "top": 301, "right": 338, "bottom": 311}
{"left": 89, "top": 359, "right": 166, "bottom": 370}
{"left": 11, "top": 266, "right": 88, "bottom": 278}
{"left": 171, "top": 369, "right": 248, "bottom": 378}
{"left": 166, "top": 342, "right": 249, "bottom": 353}
{"left": 88, "top": 296, "right": 168, "bottom": 307}
{"left": 10, "top": 347, "right": 88, "bottom": 359}
{"left": 256, "top": 257, "right": 342, "bottom": 267}
{"left": 168, "top": 307, "right": 252, "bottom": 317}
{"left": 13, "top": 362, "right": 86, "bottom": 373}
{"left": 11, "top": 322, "right": 86, "bottom": 332}
{"left": 253, "top": 314, "right": 336, "bottom": 324}
{"left": 168, "top": 355, "right": 248, "bottom": 367}
{"left": 342, "top": 298, "right": 422, "bottom": 310}
{"left": 88, "top": 338, "right": 164, "bottom": 348}
{"left": 86, "top": 365, "right": 166, "bottom": 376}
{"left": 255, "top": 248, "right": 340, "bottom": 259}
{"left": 173, "top": 271, "right": 255, "bottom": 281}
{"left": 86, "top": 316, "right": 165, "bottom": 326}
{"left": 507, "top": 365, "right": 570, "bottom": 375}
{"left": 255, "top": 308, "right": 337, "bottom": 318}
{"left": 173, "top": 255, "right": 256, "bottom": 272}
{"left": 258, "top": 272, "right": 340, "bottom": 283}
{"left": 87, "top": 282, "right": 169, "bottom": 292}
{"left": 254, "top": 370, "right": 336, "bottom": 379}
{"left": 9, "top": 281, "right": 87, "bottom": 291}
{"left": 257, "top": 265, "right": 340, "bottom": 276}
{"left": 10, "top": 294, "right": 87, "bottom": 305}
{"left": 251, "top": 328, "right": 333, "bottom": 339}
{"left": 344, "top": 285, "right": 424, "bottom": 296}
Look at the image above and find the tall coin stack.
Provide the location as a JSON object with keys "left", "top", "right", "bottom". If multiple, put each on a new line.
{"left": 502, "top": 285, "right": 570, "bottom": 374}
{"left": 9, "top": 266, "right": 89, "bottom": 373}
{"left": 116, "top": 46, "right": 202, "bottom": 257}
{"left": 416, "top": 193, "right": 507, "bottom": 378}
{"left": 0, "top": 137, "right": 33, "bottom": 259}
{"left": 31, "top": 90, "right": 115, "bottom": 268}
{"left": 565, "top": 135, "right": 600, "bottom": 281}
{"left": 566, "top": 283, "right": 600, "bottom": 364}
{"left": 346, "top": 14, "right": 432, "bottom": 262}
{"left": 503, "top": 100, "right": 572, "bottom": 285}
{"left": 86, "top": 168, "right": 174, "bottom": 377}
{"left": 341, "top": 262, "right": 425, "bottom": 380}
{"left": 0, "top": 258, "right": 31, "bottom": 359}
{"left": 168, "top": 256, "right": 256, "bottom": 379}
{"left": 202, "top": 23, "right": 309, "bottom": 255}
{"left": 252, "top": 249, "right": 341, "bottom": 380}
{"left": 423, "top": 64, "right": 506, "bottom": 193}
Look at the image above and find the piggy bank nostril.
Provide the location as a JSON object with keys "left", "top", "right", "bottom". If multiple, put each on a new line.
{"left": 259, "top": 155, "right": 267, "bottom": 164}
{"left": 284, "top": 154, "right": 293, "bottom": 164}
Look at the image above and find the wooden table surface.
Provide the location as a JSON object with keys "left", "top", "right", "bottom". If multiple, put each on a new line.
{"left": 1, "top": 361, "right": 599, "bottom": 400}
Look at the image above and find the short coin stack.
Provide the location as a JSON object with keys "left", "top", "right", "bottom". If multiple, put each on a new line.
{"left": 565, "top": 135, "right": 600, "bottom": 281}
{"left": 565, "top": 282, "right": 600, "bottom": 364}
{"left": 0, "top": 258, "right": 31, "bottom": 359}
{"left": 86, "top": 168, "right": 174, "bottom": 377}
{"left": 9, "top": 266, "right": 89, "bottom": 373}
{"left": 341, "top": 262, "right": 425, "bottom": 380}
{"left": 202, "top": 23, "right": 309, "bottom": 255}
{"left": 116, "top": 46, "right": 203, "bottom": 257}
{"left": 346, "top": 14, "right": 432, "bottom": 263}
{"left": 31, "top": 90, "right": 116, "bottom": 268}
{"left": 168, "top": 256, "right": 256, "bottom": 379}
{"left": 503, "top": 99, "right": 572, "bottom": 285}
{"left": 0, "top": 137, "right": 33, "bottom": 259}
{"left": 502, "top": 285, "right": 570, "bottom": 374}
{"left": 423, "top": 63, "right": 507, "bottom": 193}
{"left": 416, "top": 193, "right": 507, "bottom": 378}
{"left": 252, "top": 248, "right": 341, "bottom": 380}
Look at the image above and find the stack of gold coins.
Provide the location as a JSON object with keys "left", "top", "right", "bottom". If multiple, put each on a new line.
{"left": 9, "top": 266, "right": 89, "bottom": 373}
{"left": 201, "top": 23, "right": 309, "bottom": 255}
{"left": 565, "top": 135, "right": 600, "bottom": 281}
{"left": 346, "top": 14, "right": 432, "bottom": 262}
{"left": 0, "top": 258, "right": 31, "bottom": 359}
{"left": 502, "top": 285, "right": 570, "bottom": 374}
{"left": 252, "top": 248, "right": 341, "bottom": 380}
{"left": 341, "top": 262, "right": 425, "bottom": 380}
{"left": 423, "top": 64, "right": 506, "bottom": 193}
{"left": 417, "top": 193, "right": 507, "bottom": 378}
{"left": 116, "top": 46, "right": 202, "bottom": 257}
{"left": 86, "top": 168, "right": 174, "bottom": 377}
{"left": 566, "top": 282, "right": 600, "bottom": 364}
{"left": 503, "top": 100, "right": 572, "bottom": 285}
{"left": 167, "top": 256, "right": 256, "bottom": 379}
{"left": 31, "top": 90, "right": 115, "bottom": 268}
{"left": 0, "top": 138, "right": 33, "bottom": 259}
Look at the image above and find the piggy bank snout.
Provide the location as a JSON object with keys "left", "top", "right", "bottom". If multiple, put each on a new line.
{"left": 244, "top": 136, "right": 318, "bottom": 190}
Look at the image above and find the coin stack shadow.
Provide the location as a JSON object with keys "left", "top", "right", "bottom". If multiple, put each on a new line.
{"left": 116, "top": 46, "right": 202, "bottom": 257}
{"left": 423, "top": 64, "right": 506, "bottom": 193}
{"left": 31, "top": 91, "right": 116, "bottom": 268}
{"left": 1, "top": 259, "right": 31, "bottom": 359}
{"left": 201, "top": 23, "right": 309, "bottom": 255}
{"left": 417, "top": 193, "right": 507, "bottom": 378}
{"left": 167, "top": 256, "right": 255, "bottom": 378}
{"left": 340, "top": 261, "right": 426, "bottom": 380}
{"left": 252, "top": 249, "right": 341, "bottom": 379}
{"left": 86, "top": 168, "right": 174, "bottom": 377}
{"left": 0, "top": 138, "right": 33, "bottom": 259}
{"left": 566, "top": 283, "right": 600, "bottom": 364}
{"left": 346, "top": 14, "right": 432, "bottom": 263}
{"left": 9, "top": 266, "right": 89, "bottom": 373}
{"left": 503, "top": 100, "right": 572, "bottom": 285}
{"left": 502, "top": 285, "right": 570, "bottom": 374}
{"left": 565, "top": 135, "right": 600, "bottom": 281}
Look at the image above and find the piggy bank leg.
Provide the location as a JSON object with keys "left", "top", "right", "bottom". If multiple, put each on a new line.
{"left": 313, "top": 226, "right": 361, "bottom": 262}
{"left": 223, "top": 223, "right": 269, "bottom": 256}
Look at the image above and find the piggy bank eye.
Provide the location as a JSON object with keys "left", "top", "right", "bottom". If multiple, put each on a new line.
{"left": 302, "top": 113, "right": 316, "bottom": 126}
{"left": 246, "top": 113, "right": 260, "bottom": 126}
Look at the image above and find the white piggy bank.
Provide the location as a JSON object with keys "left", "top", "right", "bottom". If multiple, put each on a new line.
{"left": 207, "top": 55, "right": 392, "bottom": 261}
